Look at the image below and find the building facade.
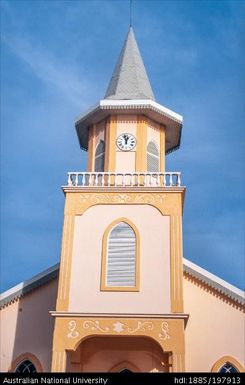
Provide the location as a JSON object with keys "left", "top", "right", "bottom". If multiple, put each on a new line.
{"left": 0, "top": 27, "right": 244, "bottom": 373}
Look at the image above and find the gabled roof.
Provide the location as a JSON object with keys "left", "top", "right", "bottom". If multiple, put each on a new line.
{"left": 0, "top": 263, "right": 59, "bottom": 309}
{"left": 1, "top": 259, "right": 244, "bottom": 309}
{"left": 183, "top": 258, "right": 244, "bottom": 305}
{"left": 104, "top": 27, "right": 155, "bottom": 101}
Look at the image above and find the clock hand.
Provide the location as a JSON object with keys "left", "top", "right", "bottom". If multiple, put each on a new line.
{"left": 123, "top": 134, "right": 129, "bottom": 144}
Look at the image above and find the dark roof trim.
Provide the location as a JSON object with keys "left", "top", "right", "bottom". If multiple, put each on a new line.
{"left": 0, "top": 263, "right": 59, "bottom": 309}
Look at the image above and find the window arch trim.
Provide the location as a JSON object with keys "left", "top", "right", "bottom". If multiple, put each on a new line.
{"left": 211, "top": 355, "right": 244, "bottom": 373}
{"left": 94, "top": 139, "right": 105, "bottom": 172}
{"left": 147, "top": 140, "right": 160, "bottom": 172}
{"left": 9, "top": 353, "right": 43, "bottom": 373}
{"left": 147, "top": 140, "right": 159, "bottom": 156}
{"left": 109, "top": 360, "right": 140, "bottom": 372}
{"left": 100, "top": 217, "right": 140, "bottom": 292}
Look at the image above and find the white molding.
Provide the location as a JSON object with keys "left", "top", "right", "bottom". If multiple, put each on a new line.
{"left": 49, "top": 312, "right": 189, "bottom": 320}
{"left": 0, "top": 263, "right": 59, "bottom": 308}
{"left": 100, "top": 99, "right": 183, "bottom": 123}
{"left": 183, "top": 258, "right": 245, "bottom": 303}
{"left": 75, "top": 99, "right": 183, "bottom": 126}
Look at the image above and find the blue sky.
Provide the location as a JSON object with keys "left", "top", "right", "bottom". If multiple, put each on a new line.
{"left": 1, "top": 0, "right": 244, "bottom": 292}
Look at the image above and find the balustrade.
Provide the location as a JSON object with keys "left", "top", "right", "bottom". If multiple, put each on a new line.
{"left": 67, "top": 172, "right": 182, "bottom": 187}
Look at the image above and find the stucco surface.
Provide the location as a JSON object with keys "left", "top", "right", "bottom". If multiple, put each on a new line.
{"left": 184, "top": 277, "right": 245, "bottom": 372}
{"left": 116, "top": 115, "right": 137, "bottom": 173}
{"left": 147, "top": 121, "right": 160, "bottom": 148}
{"left": 69, "top": 204, "right": 171, "bottom": 313}
{"left": 0, "top": 279, "right": 57, "bottom": 372}
{"left": 69, "top": 336, "right": 168, "bottom": 372}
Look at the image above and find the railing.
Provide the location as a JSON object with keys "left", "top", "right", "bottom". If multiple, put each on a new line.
{"left": 67, "top": 172, "right": 182, "bottom": 187}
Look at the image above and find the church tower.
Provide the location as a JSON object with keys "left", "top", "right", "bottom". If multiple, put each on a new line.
{"left": 51, "top": 27, "right": 186, "bottom": 373}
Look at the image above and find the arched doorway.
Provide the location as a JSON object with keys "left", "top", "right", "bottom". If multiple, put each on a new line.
{"left": 67, "top": 336, "right": 170, "bottom": 372}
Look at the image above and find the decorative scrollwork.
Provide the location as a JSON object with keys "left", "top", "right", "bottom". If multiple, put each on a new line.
{"left": 80, "top": 193, "right": 167, "bottom": 206}
{"left": 112, "top": 321, "right": 125, "bottom": 333}
{"left": 83, "top": 320, "right": 110, "bottom": 333}
{"left": 80, "top": 194, "right": 90, "bottom": 203}
{"left": 159, "top": 321, "right": 170, "bottom": 340}
{"left": 127, "top": 321, "right": 154, "bottom": 333}
{"left": 67, "top": 320, "right": 79, "bottom": 339}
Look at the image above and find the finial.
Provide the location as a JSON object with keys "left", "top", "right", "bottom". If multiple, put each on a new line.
{"left": 130, "top": 0, "right": 133, "bottom": 27}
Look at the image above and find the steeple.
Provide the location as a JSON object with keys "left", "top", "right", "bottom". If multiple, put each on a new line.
{"left": 105, "top": 27, "right": 155, "bottom": 101}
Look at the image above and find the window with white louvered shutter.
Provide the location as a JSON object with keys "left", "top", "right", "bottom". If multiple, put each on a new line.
{"left": 147, "top": 141, "right": 159, "bottom": 172}
{"left": 106, "top": 222, "right": 137, "bottom": 288}
{"left": 94, "top": 140, "right": 105, "bottom": 172}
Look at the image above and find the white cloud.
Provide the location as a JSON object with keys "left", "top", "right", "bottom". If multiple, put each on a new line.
{"left": 2, "top": 34, "right": 97, "bottom": 109}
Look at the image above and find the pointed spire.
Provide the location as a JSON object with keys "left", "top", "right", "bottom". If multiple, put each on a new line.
{"left": 104, "top": 27, "right": 155, "bottom": 101}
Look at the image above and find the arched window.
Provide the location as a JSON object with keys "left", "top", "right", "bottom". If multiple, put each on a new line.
{"left": 147, "top": 141, "right": 160, "bottom": 172}
{"left": 94, "top": 140, "right": 105, "bottom": 172}
{"left": 218, "top": 363, "right": 238, "bottom": 373}
{"left": 101, "top": 219, "right": 140, "bottom": 291}
{"left": 15, "top": 360, "right": 37, "bottom": 373}
{"left": 211, "top": 356, "right": 244, "bottom": 373}
{"left": 120, "top": 369, "right": 133, "bottom": 373}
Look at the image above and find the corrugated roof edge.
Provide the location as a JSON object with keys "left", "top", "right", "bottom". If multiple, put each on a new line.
{"left": 183, "top": 258, "right": 245, "bottom": 306}
{"left": 0, "top": 263, "right": 59, "bottom": 309}
{"left": 0, "top": 260, "right": 244, "bottom": 309}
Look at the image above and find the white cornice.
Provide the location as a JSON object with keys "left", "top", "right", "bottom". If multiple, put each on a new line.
{"left": 100, "top": 99, "right": 183, "bottom": 123}
{"left": 183, "top": 258, "right": 244, "bottom": 304}
{"left": 75, "top": 99, "right": 183, "bottom": 126}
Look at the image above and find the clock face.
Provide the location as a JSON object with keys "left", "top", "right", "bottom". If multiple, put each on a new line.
{"left": 116, "top": 133, "right": 136, "bottom": 151}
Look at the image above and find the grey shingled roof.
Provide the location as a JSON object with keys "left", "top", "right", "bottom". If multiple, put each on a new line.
{"left": 105, "top": 27, "right": 155, "bottom": 101}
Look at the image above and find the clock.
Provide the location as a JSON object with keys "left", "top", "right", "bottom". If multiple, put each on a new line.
{"left": 116, "top": 133, "right": 136, "bottom": 151}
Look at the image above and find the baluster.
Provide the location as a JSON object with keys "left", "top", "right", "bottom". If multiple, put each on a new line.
{"left": 137, "top": 173, "right": 140, "bottom": 187}
{"left": 177, "top": 173, "right": 181, "bottom": 186}
{"left": 122, "top": 173, "right": 125, "bottom": 187}
{"left": 150, "top": 173, "right": 153, "bottom": 186}
{"left": 130, "top": 174, "right": 134, "bottom": 186}
{"left": 75, "top": 174, "right": 78, "bottom": 186}
{"left": 157, "top": 173, "right": 160, "bottom": 186}
{"left": 170, "top": 173, "right": 173, "bottom": 186}
{"left": 163, "top": 173, "right": 166, "bottom": 186}
{"left": 95, "top": 173, "right": 98, "bottom": 186}
{"left": 108, "top": 173, "right": 111, "bottom": 187}
{"left": 143, "top": 174, "right": 146, "bottom": 186}
{"left": 102, "top": 173, "right": 105, "bottom": 187}
{"left": 174, "top": 173, "right": 177, "bottom": 186}
{"left": 68, "top": 174, "right": 72, "bottom": 186}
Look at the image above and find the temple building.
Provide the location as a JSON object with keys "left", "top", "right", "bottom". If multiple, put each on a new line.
{"left": 0, "top": 27, "right": 244, "bottom": 373}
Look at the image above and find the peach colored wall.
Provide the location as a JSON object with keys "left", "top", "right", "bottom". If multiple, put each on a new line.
{"left": 116, "top": 115, "right": 137, "bottom": 136}
{"left": 116, "top": 151, "right": 135, "bottom": 173}
{"left": 69, "top": 204, "right": 171, "bottom": 313}
{"left": 116, "top": 115, "right": 137, "bottom": 172}
{"left": 184, "top": 277, "right": 245, "bottom": 372}
{"left": 0, "top": 279, "right": 58, "bottom": 372}
{"left": 71, "top": 336, "right": 169, "bottom": 372}
{"left": 147, "top": 120, "right": 160, "bottom": 150}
